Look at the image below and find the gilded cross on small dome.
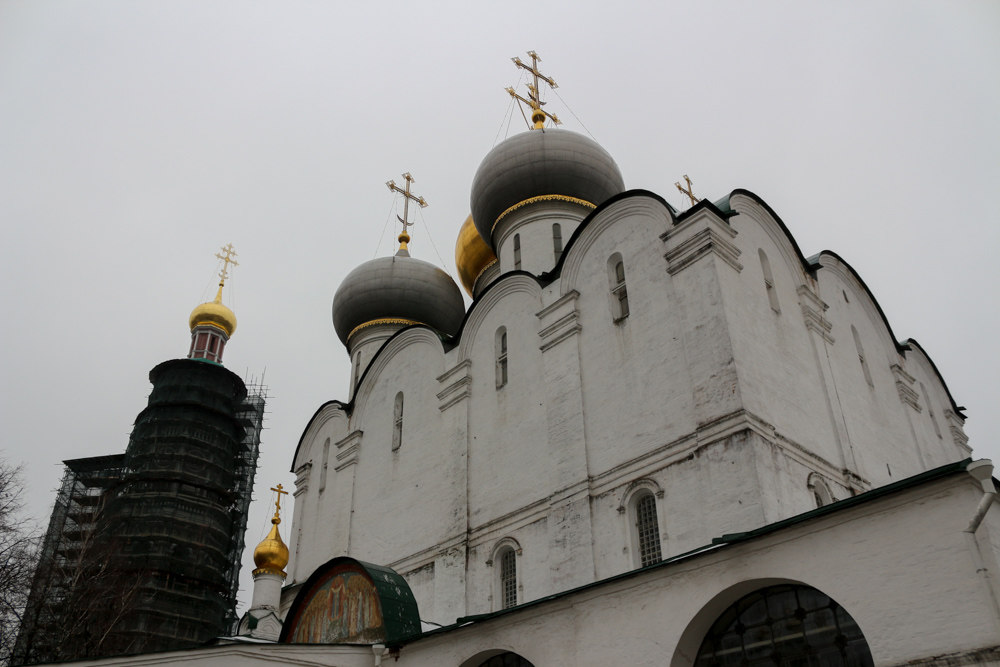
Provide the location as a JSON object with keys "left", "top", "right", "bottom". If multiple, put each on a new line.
{"left": 386, "top": 173, "right": 428, "bottom": 252}
{"left": 215, "top": 243, "right": 239, "bottom": 286}
{"left": 507, "top": 51, "right": 561, "bottom": 130}
{"left": 675, "top": 175, "right": 701, "bottom": 208}
{"left": 270, "top": 483, "right": 288, "bottom": 524}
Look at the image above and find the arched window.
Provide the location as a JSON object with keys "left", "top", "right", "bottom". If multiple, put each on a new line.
{"left": 696, "top": 584, "right": 874, "bottom": 667}
{"left": 353, "top": 352, "right": 362, "bottom": 389}
{"left": 513, "top": 234, "right": 521, "bottom": 270}
{"left": 634, "top": 492, "right": 662, "bottom": 567}
{"left": 608, "top": 253, "right": 630, "bottom": 322}
{"left": 495, "top": 327, "right": 508, "bottom": 388}
{"left": 499, "top": 548, "right": 517, "bottom": 609}
{"left": 852, "top": 325, "right": 874, "bottom": 387}
{"left": 392, "top": 392, "right": 404, "bottom": 451}
{"left": 758, "top": 249, "right": 780, "bottom": 314}
{"left": 552, "top": 223, "right": 563, "bottom": 262}
{"left": 809, "top": 474, "right": 834, "bottom": 508}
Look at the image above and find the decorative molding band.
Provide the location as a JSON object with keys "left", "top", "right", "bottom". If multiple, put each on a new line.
{"left": 663, "top": 226, "right": 743, "bottom": 275}
{"left": 334, "top": 430, "right": 363, "bottom": 471}
{"left": 797, "top": 286, "right": 834, "bottom": 344}
{"left": 891, "top": 364, "right": 921, "bottom": 411}
{"left": 347, "top": 318, "right": 422, "bottom": 343}
{"left": 943, "top": 409, "right": 970, "bottom": 449}
{"left": 292, "top": 461, "right": 312, "bottom": 496}
{"left": 536, "top": 290, "right": 582, "bottom": 351}
{"left": 538, "top": 312, "right": 582, "bottom": 352}
{"left": 437, "top": 360, "right": 473, "bottom": 412}
{"left": 492, "top": 195, "right": 596, "bottom": 233}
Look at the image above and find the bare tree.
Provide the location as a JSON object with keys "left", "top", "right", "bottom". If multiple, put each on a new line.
{"left": 0, "top": 460, "right": 39, "bottom": 667}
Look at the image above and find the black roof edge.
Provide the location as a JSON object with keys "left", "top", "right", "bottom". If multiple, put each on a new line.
{"left": 727, "top": 189, "right": 815, "bottom": 274}
{"left": 290, "top": 399, "right": 350, "bottom": 473}
{"left": 387, "top": 457, "right": 973, "bottom": 649}
{"left": 673, "top": 196, "right": 738, "bottom": 225}
{"left": 808, "top": 248, "right": 909, "bottom": 355}
{"left": 901, "top": 338, "right": 967, "bottom": 418}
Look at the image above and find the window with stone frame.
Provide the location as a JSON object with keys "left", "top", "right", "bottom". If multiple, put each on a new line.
{"left": 758, "top": 248, "right": 781, "bottom": 314}
{"left": 608, "top": 253, "right": 630, "bottom": 322}
{"left": 499, "top": 548, "right": 517, "bottom": 609}
{"left": 852, "top": 325, "right": 874, "bottom": 387}
{"left": 392, "top": 392, "right": 404, "bottom": 451}
{"left": 495, "top": 327, "right": 508, "bottom": 388}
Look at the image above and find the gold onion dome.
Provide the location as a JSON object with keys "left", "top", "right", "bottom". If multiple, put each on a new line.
{"left": 189, "top": 287, "right": 237, "bottom": 337}
{"left": 253, "top": 516, "right": 289, "bottom": 573}
{"left": 455, "top": 214, "right": 496, "bottom": 297}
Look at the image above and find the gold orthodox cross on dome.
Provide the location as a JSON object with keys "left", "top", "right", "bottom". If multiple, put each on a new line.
{"left": 675, "top": 175, "right": 700, "bottom": 207}
{"left": 214, "top": 243, "right": 239, "bottom": 285}
{"left": 270, "top": 484, "right": 288, "bottom": 521}
{"left": 386, "top": 173, "right": 428, "bottom": 251}
{"left": 508, "top": 50, "right": 561, "bottom": 130}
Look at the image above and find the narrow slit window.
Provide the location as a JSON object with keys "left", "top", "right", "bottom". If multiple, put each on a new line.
{"left": 759, "top": 249, "right": 780, "bottom": 314}
{"left": 852, "top": 325, "right": 874, "bottom": 387}
{"left": 392, "top": 392, "right": 404, "bottom": 451}
{"left": 552, "top": 223, "right": 563, "bottom": 263}
{"left": 319, "top": 438, "right": 331, "bottom": 492}
{"left": 920, "top": 382, "right": 942, "bottom": 438}
{"left": 495, "top": 327, "right": 508, "bottom": 388}
{"left": 353, "top": 353, "right": 361, "bottom": 389}
{"left": 513, "top": 234, "right": 521, "bottom": 270}
{"left": 500, "top": 549, "right": 517, "bottom": 609}
{"left": 609, "top": 254, "right": 630, "bottom": 321}
{"left": 634, "top": 493, "right": 662, "bottom": 567}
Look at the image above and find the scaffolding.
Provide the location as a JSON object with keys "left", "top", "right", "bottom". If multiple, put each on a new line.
{"left": 12, "top": 455, "right": 126, "bottom": 665}
{"left": 13, "top": 360, "right": 267, "bottom": 664}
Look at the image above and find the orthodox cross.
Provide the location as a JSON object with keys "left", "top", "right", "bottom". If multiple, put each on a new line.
{"left": 508, "top": 50, "right": 561, "bottom": 130}
{"left": 675, "top": 175, "right": 700, "bottom": 207}
{"left": 271, "top": 483, "right": 288, "bottom": 522}
{"left": 386, "top": 173, "right": 428, "bottom": 251}
{"left": 215, "top": 243, "right": 239, "bottom": 285}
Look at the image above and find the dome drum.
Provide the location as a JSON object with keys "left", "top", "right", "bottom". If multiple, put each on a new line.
{"left": 493, "top": 198, "right": 592, "bottom": 276}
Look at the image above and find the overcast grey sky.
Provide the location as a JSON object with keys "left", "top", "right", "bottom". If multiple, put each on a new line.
{"left": 1, "top": 1, "right": 998, "bottom": 613}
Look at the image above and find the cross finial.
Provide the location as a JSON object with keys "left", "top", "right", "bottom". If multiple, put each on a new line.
{"left": 508, "top": 51, "right": 561, "bottom": 130}
{"left": 386, "top": 173, "right": 428, "bottom": 252}
{"left": 270, "top": 483, "right": 288, "bottom": 525}
{"left": 214, "top": 243, "right": 239, "bottom": 285}
{"left": 675, "top": 175, "right": 700, "bottom": 208}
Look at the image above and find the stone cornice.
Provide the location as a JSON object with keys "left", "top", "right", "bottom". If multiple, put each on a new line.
{"left": 797, "top": 286, "right": 835, "bottom": 344}
{"left": 437, "top": 359, "right": 472, "bottom": 411}
{"left": 536, "top": 290, "right": 581, "bottom": 352}
{"left": 334, "top": 430, "right": 363, "bottom": 471}
{"left": 661, "top": 208, "right": 743, "bottom": 275}
{"left": 292, "top": 461, "right": 312, "bottom": 496}
{"left": 891, "top": 364, "right": 921, "bottom": 411}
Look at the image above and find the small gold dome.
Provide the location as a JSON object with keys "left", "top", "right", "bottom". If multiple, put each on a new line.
{"left": 189, "top": 289, "right": 237, "bottom": 337}
{"left": 253, "top": 519, "right": 289, "bottom": 574}
{"left": 454, "top": 214, "right": 497, "bottom": 297}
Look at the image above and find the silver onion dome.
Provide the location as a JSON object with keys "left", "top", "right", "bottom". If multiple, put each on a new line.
{"left": 470, "top": 129, "right": 626, "bottom": 248}
{"left": 332, "top": 250, "right": 466, "bottom": 346}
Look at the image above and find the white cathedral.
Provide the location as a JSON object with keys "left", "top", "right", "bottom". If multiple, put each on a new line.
{"left": 70, "top": 58, "right": 999, "bottom": 667}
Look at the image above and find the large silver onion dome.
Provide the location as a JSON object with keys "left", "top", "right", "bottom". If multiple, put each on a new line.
{"left": 332, "top": 250, "right": 466, "bottom": 346}
{"left": 470, "top": 129, "right": 625, "bottom": 248}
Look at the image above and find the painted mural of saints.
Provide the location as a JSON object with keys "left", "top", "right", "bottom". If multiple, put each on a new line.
{"left": 292, "top": 570, "right": 385, "bottom": 644}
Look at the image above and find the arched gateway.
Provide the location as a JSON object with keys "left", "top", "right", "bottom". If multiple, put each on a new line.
{"left": 695, "top": 585, "right": 874, "bottom": 667}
